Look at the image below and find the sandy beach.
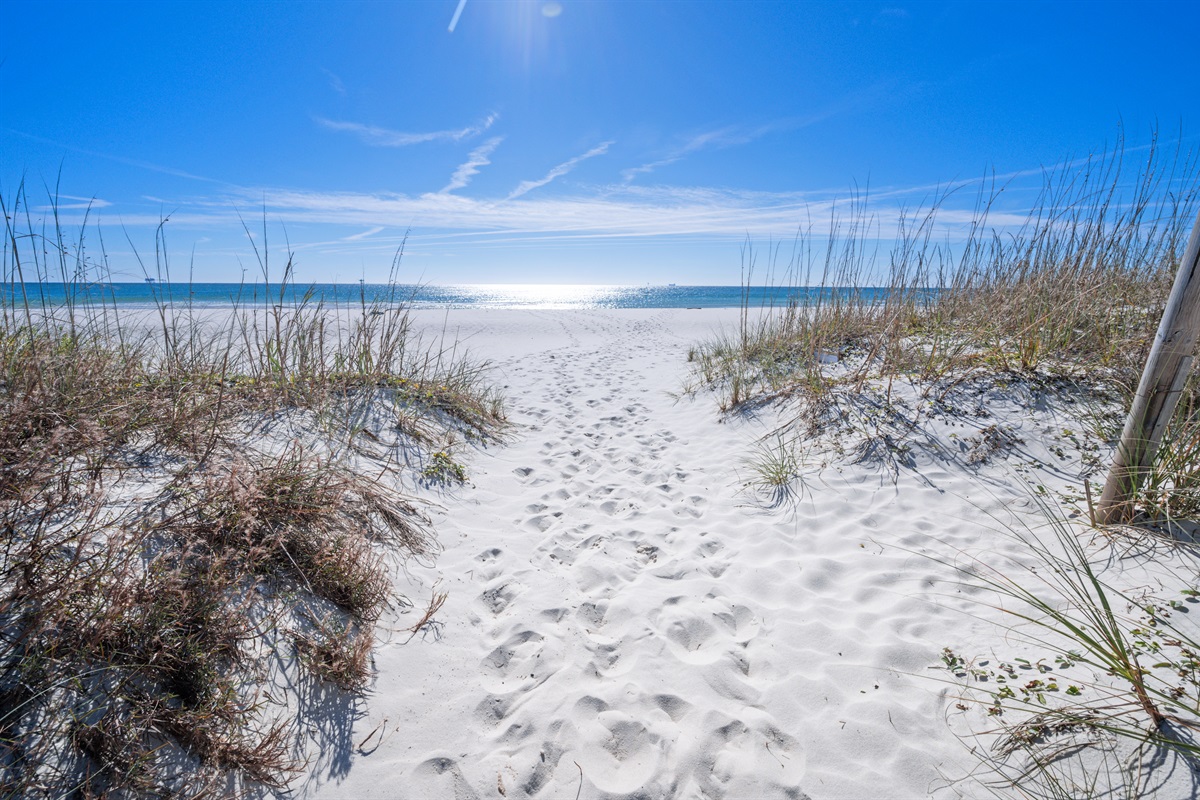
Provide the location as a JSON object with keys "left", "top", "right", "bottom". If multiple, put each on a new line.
{"left": 275, "top": 306, "right": 1189, "bottom": 800}
{"left": 7, "top": 2, "right": 1198, "bottom": 794}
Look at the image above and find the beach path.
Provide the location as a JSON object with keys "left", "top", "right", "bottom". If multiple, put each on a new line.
{"left": 304, "top": 308, "right": 975, "bottom": 799}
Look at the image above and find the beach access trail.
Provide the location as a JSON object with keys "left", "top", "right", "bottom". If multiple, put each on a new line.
{"left": 303, "top": 308, "right": 1015, "bottom": 799}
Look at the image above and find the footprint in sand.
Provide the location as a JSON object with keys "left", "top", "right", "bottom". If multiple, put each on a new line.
{"left": 480, "top": 628, "right": 559, "bottom": 693}
{"left": 671, "top": 494, "right": 707, "bottom": 518}
{"left": 662, "top": 614, "right": 720, "bottom": 663}
{"left": 479, "top": 580, "right": 521, "bottom": 615}
{"left": 650, "top": 692, "right": 693, "bottom": 722}
{"left": 571, "top": 708, "right": 665, "bottom": 796}
{"left": 598, "top": 499, "right": 640, "bottom": 517}
{"left": 409, "top": 757, "right": 480, "bottom": 800}
{"left": 691, "top": 715, "right": 807, "bottom": 798}
{"left": 713, "top": 602, "right": 762, "bottom": 643}
{"left": 651, "top": 594, "right": 753, "bottom": 665}
{"left": 634, "top": 542, "right": 659, "bottom": 564}
{"left": 576, "top": 599, "right": 608, "bottom": 630}
{"left": 473, "top": 693, "right": 517, "bottom": 727}
{"left": 524, "top": 514, "right": 556, "bottom": 533}
{"left": 516, "top": 738, "right": 566, "bottom": 796}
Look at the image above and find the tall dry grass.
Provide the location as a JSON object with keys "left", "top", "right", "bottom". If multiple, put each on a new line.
{"left": 0, "top": 184, "right": 504, "bottom": 796}
{"left": 687, "top": 135, "right": 1200, "bottom": 797}
{"left": 690, "top": 136, "right": 1200, "bottom": 518}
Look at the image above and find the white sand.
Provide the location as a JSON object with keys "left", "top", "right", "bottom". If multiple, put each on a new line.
{"left": 294, "top": 308, "right": 1195, "bottom": 799}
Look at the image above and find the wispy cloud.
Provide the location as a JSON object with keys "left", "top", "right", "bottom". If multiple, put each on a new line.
{"left": 620, "top": 126, "right": 774, "bottom": 183}
{"left": 198, "top": 183, "right": 823, "bottom": 240}
{"left": 300, "top": 174, "right": 1041, "bottom": 242}
{"left": 448, "top": 0, "right": 468, "bottom": 32}
{"left": 3, "top": 128, "right": 228, "bottom": 185}
{"left": 342, "top": 225, "right": 384, "bottom": 241}
{"left": 507, "top": 141, "right": 613, "bottom": 199}
{"left": 62, "top": 145, "right": 1139, "bottom": 252}
{"left": 619, "top": 98, "right": 889, "bottom": 184}
{"left": 316, "top": 113, "right": 499, "bottom": 147}
{"left": 36, "top": 194, "right": 112, "bottom": 211}
{"left": 440, "top": 137, "right": 503, "bottom": 194}
{"left": 322, "top": 68, "right": 347, "bottom": 96}
{"left": 70, "top": 177, "right": 1048, "bottom": 265}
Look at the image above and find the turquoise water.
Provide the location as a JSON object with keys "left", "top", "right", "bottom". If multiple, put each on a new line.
{"left": 3, "top": 282, "right": 901, "bottom": 310}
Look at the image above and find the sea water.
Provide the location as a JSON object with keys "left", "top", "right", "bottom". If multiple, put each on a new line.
{"left": 3, "top": 282, "right": 903, "bottom": 310}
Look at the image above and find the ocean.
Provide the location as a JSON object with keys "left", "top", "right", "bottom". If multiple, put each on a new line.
{"left": 3, "top": 283, "right": 901, "bottom": 310}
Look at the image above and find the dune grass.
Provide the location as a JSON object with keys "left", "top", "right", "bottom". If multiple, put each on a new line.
{"left": 690, "top": 136, "right": 1200, "bottom": 520}
{"left": 0, "top": 185, "right": 505, "bottom": 796}
{"left": 935, "top": 496, "right": 1200, "bottom": 799}
{"left": 687, "top": 136, "right": 1200, "bottom": 796}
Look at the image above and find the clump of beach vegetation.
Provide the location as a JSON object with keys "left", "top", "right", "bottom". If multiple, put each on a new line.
{"left": 689, "top": 133, "right": 1200, "bottom": 797}
{"left": 0, "top": 187, "right": 505, "bottom": 796}
{"left": 690, "top": 134, "right": 1200, "bottom": 521}
{"left": 933, "top": 496, "right": 1200, "bottom": 799}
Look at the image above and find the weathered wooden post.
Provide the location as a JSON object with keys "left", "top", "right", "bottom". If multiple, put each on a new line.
{"left": 1097, "top": 210, "right": 1200, "bottom": 523}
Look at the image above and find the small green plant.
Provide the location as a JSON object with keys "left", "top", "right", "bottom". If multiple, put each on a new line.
{"left": 1134, "top": 376, "right": 1200, "bottom": 521}
{"left": 748, "top": 436, "right": 800, "bottom": 487}
{"left": 421, "top": 450, "right": 468, "bottom": 484}
{"left": 936, "top": 494, "right": 1200, "bottom": 797}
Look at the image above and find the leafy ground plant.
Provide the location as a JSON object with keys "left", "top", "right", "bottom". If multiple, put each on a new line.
{"left": 421, "top": 449, "right": 469, "bottom": 485}
{"left": 936, "top": 496, "right": 1200, "bottom": 798}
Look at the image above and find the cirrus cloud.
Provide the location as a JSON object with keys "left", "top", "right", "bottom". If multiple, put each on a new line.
{"left": 507, "top": 141, "right": 614, "bottom": 199}
{"left": 316, "top": 113, "right": 499, "bottom": 147}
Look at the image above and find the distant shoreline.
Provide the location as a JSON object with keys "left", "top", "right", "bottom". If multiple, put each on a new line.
{"left": 0, "top": 282, "right": 921, "bottom": 310}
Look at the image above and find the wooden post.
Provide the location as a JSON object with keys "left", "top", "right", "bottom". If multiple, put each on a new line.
{"left": 1097, "top": 209, "right": 1200, "bottom": 523}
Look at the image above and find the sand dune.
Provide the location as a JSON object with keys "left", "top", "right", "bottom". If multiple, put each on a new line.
{"left": 298, "top": 308, "right": 1192, "bottom": 799}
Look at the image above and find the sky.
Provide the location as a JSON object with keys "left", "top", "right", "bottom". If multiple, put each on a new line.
{"left": 2, "top": 0, "right": 1198, "bottom": 285}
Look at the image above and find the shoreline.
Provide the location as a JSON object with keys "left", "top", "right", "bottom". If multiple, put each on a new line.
{"left": 0, "top": 283, "right": 914, "bottom": 314}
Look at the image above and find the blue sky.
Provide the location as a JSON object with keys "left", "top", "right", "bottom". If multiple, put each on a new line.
{"left": 2, "top": 0, "right": 1198, "bottom": 284}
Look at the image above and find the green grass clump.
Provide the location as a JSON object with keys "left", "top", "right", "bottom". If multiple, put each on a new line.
{"left": 1130, "top": 375, "right": 1200, "bottom": 522}
{"left": 742, "top": 435, "right": 806, "bottom": 506}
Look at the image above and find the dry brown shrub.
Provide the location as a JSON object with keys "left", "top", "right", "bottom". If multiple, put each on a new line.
{"left": 1, "top": 185, "right": 498, "bottom": 795}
